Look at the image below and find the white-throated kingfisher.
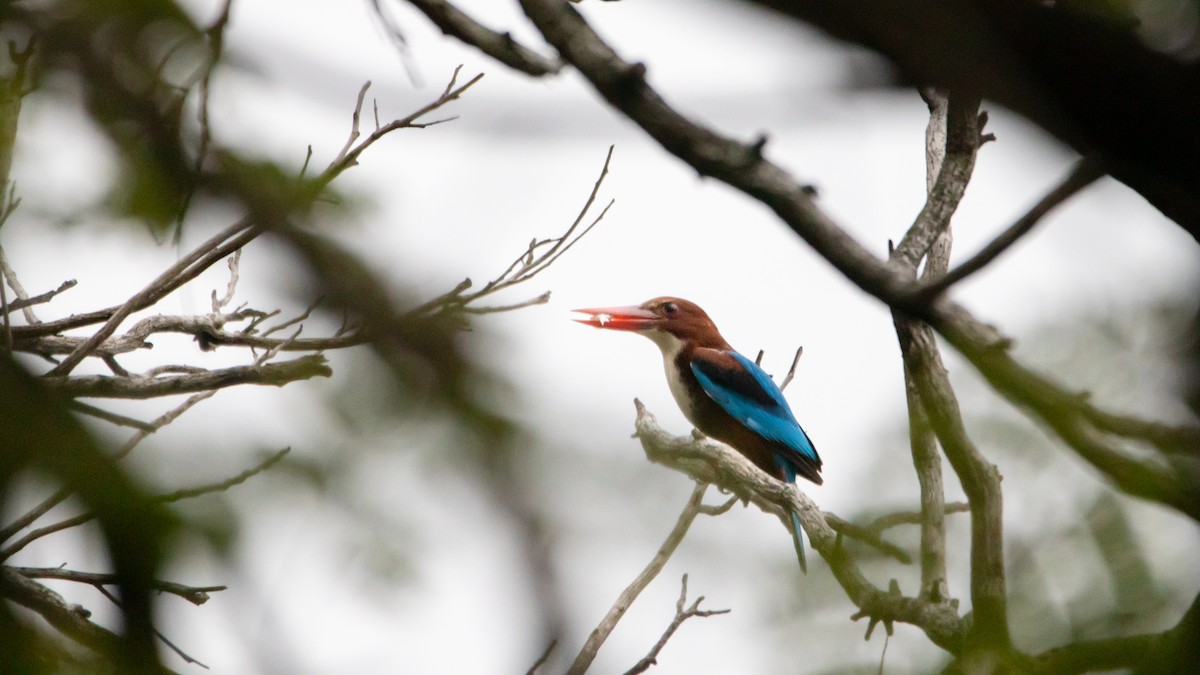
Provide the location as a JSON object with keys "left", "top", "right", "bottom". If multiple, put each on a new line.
{"left": 574, "top": 296, "right": 822, "bottom": 572}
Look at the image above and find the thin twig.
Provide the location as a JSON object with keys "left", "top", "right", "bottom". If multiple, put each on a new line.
{"left": 566, "top": 482, "right": 708, "bottom": 675}
{"left": 525, "top": 639, "right": 557, "bottom": 675}
{"left": 0, "top": 243, "right": 37, "bottom": 323}
{"left": 822, "top": 514, "right": 912, "bottom": 564}
{"left": 698, "top": 494, "right": 738, "bottom": 516}
{"left": 210, "top": 249, "right": 241, "bottom": 312}
{"left": 316, "top": 68, "right": 484, "bottom": 191}
{"left": 0, "top": 392, "right": 216, "bottom": 547}
{"left": 173, "top": 0, "right": 235, "bottom": 246}
{"left": 45, "top": 219, "right": 259, "bottom": 376}
{"left": 622, "top": 574, "right": 731, "bottom": 675}
{"left": 865, "top": 502, "right": 971, "bottom": 533}
{"left": 404, "top": 146, "right": 614, "bottom": 322}
{"left": 1, "top": 447, "right": 290, "bottom": 561}
{"left": 67, "top": 401, "right": 156, "bottom": 431}
{"left": 460, "top": 291, "right": 551, "bottom": 314}
{"left": 93, "top": 584, "right": 209, "bottom": 669}
{"left": 914, "top": 155, "right": 1104, "bottom": 301}
{"left": 7, "top": 278, "right": 76, "bottom": 311}
{"left": 11, "top": 567, "right": 226, "bottom": 606}
{"left": 778, "top": 345, "right": 803, "bottom": 392}
{"left": 155, "top": 447, "right": 290, "bottom": 504}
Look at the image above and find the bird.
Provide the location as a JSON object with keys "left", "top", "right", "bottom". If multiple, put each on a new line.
{"left": 574, "top": 296, "right": 822, "bottom": 572}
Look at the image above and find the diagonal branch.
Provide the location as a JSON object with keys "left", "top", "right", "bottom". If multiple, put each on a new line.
{"left": 632, "top": 400, "right": 968, "bottom": 654}
{"left": 1, "top": 447, "right": 289, "bottom": 561}
{"left": 622, "top": 574, "right": 730, "bottom": 675}
{"left": 566, "top": 482, "right": 708, "bottom": 675}
{"left": 155, "top": 447, "right": 290, "bottom": 504}
{"left": 0, "top": 567, "right": 135, "bottom": 668}
{"left": 915, "top": 155, "right": 1105, "bottom": 301}
{"left": 393, "top": 0, "right": 561, "bottom": 76}
{"left": 0, "top": 392, "right": 217, "bottom": 546}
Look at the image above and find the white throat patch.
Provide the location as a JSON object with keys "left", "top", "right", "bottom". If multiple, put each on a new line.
{"left": 640, "top": 330, "right": 698, "bottom": 425}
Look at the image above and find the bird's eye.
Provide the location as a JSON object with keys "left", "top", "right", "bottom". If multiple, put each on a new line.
{"left": 662, "top": 302, "right": 678, "bottom": 316}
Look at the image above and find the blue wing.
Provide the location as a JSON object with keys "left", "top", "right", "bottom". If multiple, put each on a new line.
{"left": 689, "top": 349, "right": 821, "bottom": 484}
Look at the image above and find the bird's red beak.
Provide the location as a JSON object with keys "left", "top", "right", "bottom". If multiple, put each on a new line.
{"left": 573, "top": 305, "right": 660, "bottom": 331}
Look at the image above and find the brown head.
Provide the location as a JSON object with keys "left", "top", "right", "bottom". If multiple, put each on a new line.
{"left": 573, "top": 297, "right": 731, "bottom": 350}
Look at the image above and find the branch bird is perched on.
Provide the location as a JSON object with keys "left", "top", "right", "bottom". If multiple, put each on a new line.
{"left": 574, "top": 297, "right": 822, "bottom": 572}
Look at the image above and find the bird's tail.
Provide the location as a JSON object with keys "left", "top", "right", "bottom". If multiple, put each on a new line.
{"left": 789, "top": 508, "right": 807, "bottom": 574}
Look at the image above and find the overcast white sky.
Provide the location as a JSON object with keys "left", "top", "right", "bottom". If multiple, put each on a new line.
{"left": 5, "top": 1, "right": 1200, "bottom": 673}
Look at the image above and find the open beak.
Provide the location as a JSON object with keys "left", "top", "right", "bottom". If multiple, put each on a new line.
{"left": 573, "top": 305, "right": 660, "bottom": 331}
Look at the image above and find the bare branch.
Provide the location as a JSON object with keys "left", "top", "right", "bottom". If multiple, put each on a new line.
{"left": 892, "top": 92, "right": 981, "bottom": 268}
{"left": 567, "top": 482, "right": 708, "bottom": 675}
{"left": 900, "top": 312, "right": 1010, "bottom": 650}
{"left": 43, "top": 355, "right": 331, "bottom": 399}
{"left": 632, "top": 400, "right": 967, "bottom": 654}
{"left": 0, "top": 567, "right": 131, "bottom": 667}
{"left": 7, "top": 278, "right": 76, "bottom": 312}
{"left": 892, "top": 90, "right": 1010, "bottom": 654}
{"left": 822, "top": 514, "right": 912, "bottom": 564}
{"left": 0, "top": 392, "right": 216, "bottom": 547}
{"left": 210, "top": 249, "right": 241, "bottom": 312}
{"left": 45, "top": 219, "right": 260, "bottom": 375}
{"left": 622, "top": 574, "right": 730, "bottom": 675}
{"left": 11, "top": 567, "right": 226, "bottom": 606}
{"left": 915, "top": 155, "right": 1105, "bottom": 301}
{"left": 17, "top": 311, "right": 364, "bottom": 357}
{"left": 155, "top": 447, "right": 290, "bottom": 504}
{"left": 892, "top": 90, "right": 967, "bottom": 606}
{"left": 525, "top": 640, "right": 557, "bottom": 675}
{"left": 315, "top": 68, "right": 484, "bottom": 191}
{"left": 1, "top": 445, "right": 289, "bottom": 561}
{"left": 778, "top": 345, "right": 803, "bottom": 392}
{"left": 407, "top": 146, "right": 614, "bottom": 321}
{"left": 91, "top": 584, "right": 208, "bottom": 669}
{"left": 67, "top": 401, "right": 156, "bottom": 431}
{"left": 865, "top": 502, "right": 970, "bottom": 533}
{"left": 393, "top": 0, "right": 562, "bottom": 77}
{"left": 0, "top": 243, "right": 39, "bottom": 323}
